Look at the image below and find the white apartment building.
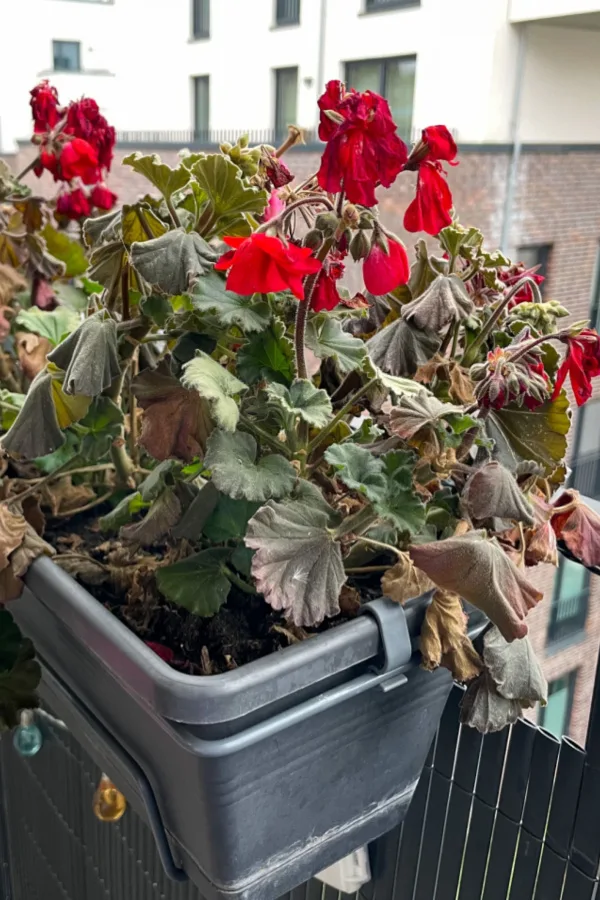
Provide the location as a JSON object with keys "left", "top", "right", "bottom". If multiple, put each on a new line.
{"left": 2, "top": 0, "right": 600, "bottom": 154}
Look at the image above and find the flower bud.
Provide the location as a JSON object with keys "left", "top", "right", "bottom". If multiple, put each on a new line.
{"left": 342, "top": 203, "right": 360, "bottom": 229}
{"left": 315, "top": 212, "right": 340, "bottom": 236}
{"left": 349, "top": 230, "right": 371, "bottom": 262}
{"left": 303, "top": 229, "right": 324, "bottom": 251}
{"left": 358, "top": 212, "right": 374, "bottom": 230}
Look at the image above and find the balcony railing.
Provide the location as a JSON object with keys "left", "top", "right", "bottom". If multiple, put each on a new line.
{"left": 548, "top": 589, "right": 589, "bottom": 645}
{"left": 115, "top": 128, "right": 319, "bottom": 148}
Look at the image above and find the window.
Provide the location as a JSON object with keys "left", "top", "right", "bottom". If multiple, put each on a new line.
{"left": 192, "top": 0, "right": 210, "bottom": 38}
{"left": 572, "top": 399, "right": 600, "bottom": 499}
{"left": 193, "top": 76, "right": 210, "bottom": 140}
{"left": 274, "top": 67, "right": 298, "bottom": 142}
{"left": 547, "top": 558, "right": 589, "bottom": 646}
{"left": 516, "top": 244, "right": 552, "bottom": 295}
{"left": 540, "top": 673, "right": 577, "bottom": 738}
{"left": 365, "top": 0, "right": 420, "bottom": 10}
{"left": 276, "top": 0, "right": 300, "bottom": 25}
{"left": 345, "top": 57, "right": 416, "bottom": 138}
{"left": 52, "top": 41, "right": 81, "bottom": 72}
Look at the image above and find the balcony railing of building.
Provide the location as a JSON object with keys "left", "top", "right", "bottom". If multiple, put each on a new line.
{"left": 115, "top": 128, "right": 320, "bottom": 149}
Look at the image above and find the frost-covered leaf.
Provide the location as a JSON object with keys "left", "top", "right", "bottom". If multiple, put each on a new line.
{"left": 487, "top": 393, "right": 570, "bottom": 476}
{"left": 372, "top": 451, "right": 426, "bottom": 534}
{"left": 83, "top": 209, "right": 121, "bottom": 248}
{"left": 265, "top": 379, "right": 333, "bottom": 428}
{"left": 190, "top": 154, "right": 268, "bottom": 237}
{"left": 47, "top": 311, "right": 120, "bottom": 396}
{"left": 132, "top": 366, "right": 214, "bottom": 461}
{"left": 389, "top": 391, "right": 465, "bottom": 441}
{"left": 181, "top": 352, "right": 247, "bottom": 431}
{"left": 120, "top": 488, "right": 182, "bottom": 546}
{"left": 410, "top": 531, "right": 543, "bottom": 642}
{"left": 130, "top": 230, "right": 217, "bottom": 295}
{"left": 202, "top": 494, "right": 260, "bottom": 542}
{"left": 15, "top": 307, "right": 79, "bottom": 348}
{"left": 403, "top": 275, "right": 474, "bottom": 332}
{"left": 524, "top": 492, "right": 558, "bottom": 566}
{"left": 381, "top": 554, "right": 433, "bottom": 604}
{"left": 420, "top": 589, "right": 482, "bottom": 682}
{"left": 551, "top": 490, "right": 600, "bottom": 567}
{"left": 157, "top": 547, "right": 232, "bottom": 617}
{"left": 460, "top": 671, "right": 522, "bottom": 734}
{"left": 366, "top": 317, "right": 440, "bottom": 377}
{"left": 121, "top": 204, "right": 168, "bottom": 244}
{"left": 172, "top": 481, "right": 220, "bottom": 541}
{"left": 245, "top": 498, "right": 346, "bottom": 626}
{"left": 204, "top": 430, "right": 296, "bottom": 502}
{"left": 237, "top": 320, "right": 294, "bottom": 386}
{"left": 483, "top": 626, "right": 547, "bottom": 706}
{"left": 324, "top": 443, "right": 386, "bottom": 501}
{"left": 462, "top": 461, "right": 534, "bottom": 526}
{"left": 9, "top": 526, "right": 54, "bottom": 581}
{"left": 1, "top": 370, "right": 64, "bottom": 458}
{"left": 306, "top": 317, "right": 367, "bottom": 374}
{"left": 191, "top": 271, "right": 271, "bottom": 332}
{"left": 123, "top": 152, "right": 191, "bottom": 200}
{"left": 88, "top": 240, "right": 127, "bottom": 290}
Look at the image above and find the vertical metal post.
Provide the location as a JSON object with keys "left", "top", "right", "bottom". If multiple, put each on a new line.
{"left": 316, "top": 0, "right": 327, "bottom": 126}
{"left": 500, "top": 23, "right": 528, "bottom": 255}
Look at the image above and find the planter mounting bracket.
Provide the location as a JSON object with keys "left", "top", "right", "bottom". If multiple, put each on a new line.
{"left": 359, "top": 599, "right": 413, "bottom": 693}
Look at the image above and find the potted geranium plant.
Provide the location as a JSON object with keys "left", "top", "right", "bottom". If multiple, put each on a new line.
{"left": 1, "top": 78, "right": 600, "bottom": 899}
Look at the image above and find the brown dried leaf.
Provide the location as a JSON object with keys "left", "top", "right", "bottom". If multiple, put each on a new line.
{"left": 0, "top": 505, "right": 28, "bottom": 571}
{"left": 20, "top": 495, "right": 45, "bottom": 536}
{"left": 483, "top": 626, "right": 547, "bottom": 707}
{"left": 420, "top": 589, "right": 482, "bottom": 682}
{"left": 460, "top": 671, "right": 522, "bottom": 733}
{"left": 414, "top": 354, "right": 475, "bottom": 404}
{"left": 0, "top": 564, "right": 24, "bottom": 603}
{"left": 338, "top": 584, "right": 361, "bottom": 616}
{"left": 120, "top": 489, "right": 182, "bottom": 547}
{"left": 271, "top": 623, "right": 310, "bottom": 644}
{"left": 200, "top": 645, "right": 213, "bottom": 675}
{"left": 381, "top": 554, "right": 433, "bottom": 604}
{"left": 131, "top": 365, "right": 214, "bottom": 462}
{"left": 524, "top": 492, "right": 557, "bottom": 566}
{"left": 409, "top": 531, "right": 543, "bottom": 642}
{"left": 15, "top": 331, "right": 51, "bottom": 381}
{"left": 462, "top": 461, "right": 535, "bottom": 526}
{"left": 551, "top": 490, "right": 600, "bottom": 568}
{"left": 41, "top": 476, "right": 96, "bottom": 516}
{"left": 0, "top": 264, "right": 27, "bottom": 305}
{"left": 10, "top": 526, "right": 55, "bottom": 578}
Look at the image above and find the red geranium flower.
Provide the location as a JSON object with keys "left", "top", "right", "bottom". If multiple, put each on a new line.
{"left": 64, "top": 98, "right": 116, "bottom": 171}
{"left": 552, "top": 329, "right": 600, "bottom": 407}
{"left": 499, "top": 263, "right": 545, "bottom": 307}
{"left": 90, "top": 184, "right": 117, "bottom": 210}
{"left": 214, "top": 233, "right": 322, "bottom": 300}
{"left": 311, "top": 251, "right": 346, "bottom": 312}
{"left": 404, "top": 125, "right": 458, "bottom": 236}
{"left": 56, "top": 188, "right": 91, "bottom": 220}
{"left": 59, "top": 137, "right": 100, "bottom": 184}
{"left": 363, "top": 235, "right": 409, "bottom": 295}
{"left": 30, "top": 81, "right": 61, "bottom": 134}
{"left": 316, "top": 80, "right": 408, "bottom": 207}
{"left": 144, "top": 641, "right": 175, "bottom": 664}
{"left": 33, "top": 148, "right": 60, "bottom": 180}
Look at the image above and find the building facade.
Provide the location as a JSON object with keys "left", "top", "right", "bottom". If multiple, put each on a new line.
{"left": 3, "top": 0, "right": 600, "bottom": 745}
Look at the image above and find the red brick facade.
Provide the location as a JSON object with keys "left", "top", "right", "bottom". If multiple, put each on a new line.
{"left": 7, "top": 140, "right": 600, "bottom": 745}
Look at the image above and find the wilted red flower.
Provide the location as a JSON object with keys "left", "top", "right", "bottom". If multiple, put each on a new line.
{"left": 404, "top": 125, "right": 457, "bottom": 236}
{"left": 30, "top": 81, "right": 61, "bottom": 134}
{"left": 499, "top": 263, "right": 545, "bottom": 307}
{"left": 316, "top": 80, "right": 408, "bottom": 207}
{"left": 144, "top": 641, "right": 175, "bottom": 664}
{"left": 33, "top": 148, "right": 60, "bottom": 180}
{"left": 59, "top": 137, "right": 100, "bottom": 184}
{"left": 552, "top": 328, "right": 600, "bottom": 407}
{"left": 90, "top": 184, "right": 117, "bottom": 210}
{"left": 363, "top": 235, "right": 409, "bottom": 295}
{"left": 61, "top": 97, "right": 116, "bottom": 172}
{"left": 311, "top": 251, "right": 345, "bottom": 312}
{"left": 262, "top": 189, "right": 285, "bottom": 223}
{"left": 215, "top": 233, "right": 321, "bottom": 300}
{"left": 264, "top": 155, "right": 294, "bottom": 189}
{"left": 56, "top": 188, "right": 92, "bottom": 220}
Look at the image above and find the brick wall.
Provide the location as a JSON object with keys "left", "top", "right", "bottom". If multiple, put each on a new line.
{"left": 9, "top": 140, "right": 600, "bottom": 744}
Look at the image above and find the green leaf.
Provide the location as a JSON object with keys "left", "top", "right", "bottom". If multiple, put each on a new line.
{"left": 40, "top": 224, "right": 87, "bottom": 278}
{"left": 138, "top": 459, "right": 182, "bottom": 502}
{"left": 190, "top": 155, "right": 268, "bottom": 237}
{"left": 265, "top": 379, "right": 333, "bottom": 428}
{"left": 305, "top": 317, "right": 367, "bottom": 374}
{"left": 245, "top": 497, "right": 346, "bottom": 626}
{"left": 0, "top": 609, "right": 40, "bottom": 730}
{"left": 88, "top": 240, "right": 126, "bottom": 290}
{"left": 130, "top": 229, "right": 217, "bottom": 295}
{"left": 366, "top": 317, "right": 440, "bottom": 377}
{"left": 83, "top": 210, "right": 121, "bottom": 248}
{"left": 140, "top": 294, "right": 172, "bottom": 327}
{"left": 203, "top": 494, "right": 261, "bottom": 542}
{"left": 15, "top": 307, "right": 79, "bottom": 347}
{"left": 157, "top": 547, "right": 232, "bottom": 616}
{"left": 123, "top": 152, "right": 191, "bottom": 200}
{"left": 52, "top": 282, "right": 90, "bottom": 311}
{"left": 0, "top": 390, "right": 25, "bottom": 431}
{"left": 372, "top": 450, "right": 426, "bottom": 534}
{"left": 121, "top": 203, "right": 169, "bottom": 244}
{"left": 486, "top": 392, "right": 570, "bottom": 476}
{"left": 98, "top": 491, "right": 149, "bottom": 532}
{"left": 172, "top": 480, "right": 220, "bottom": 540}
{"left": 237, "top": 320, "right": 294, "bottom": 386}
{"left": 181, "top": 351, "right": 247, "bottom": 430}
{"left": 324, "top": 443, "right": 386, "bottom": 501}
{"left": 47, "top": 311, "right": 120, "bottom": 396}
{"left": 33, "top": 430, "right": 79, "bottom": 473}
{"left": 191, "top": 271, "right": 271, "bottom": 333}
{"left": 204, "top": 430, "right": 296, "bottom": 502}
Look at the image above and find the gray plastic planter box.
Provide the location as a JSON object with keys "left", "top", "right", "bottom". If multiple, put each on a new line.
{"left": 13, "top": 556, "right": 479, "bottom": 900}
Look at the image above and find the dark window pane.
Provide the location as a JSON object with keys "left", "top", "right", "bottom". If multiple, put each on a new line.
{"left": 275, "top": 67, "right": 298, "bottom": 140}
{"left": 276, "top": 0, "right": 300, "bottom": 25}
{"left": 547, "top": 559, "right": 589, "bottom": 646}
{"left": 345, "top": 56, "right": 416, "bottom": 138}
{"left": 539, "top": 673, "right": 576, "bottom": 738}
{"left": 366, "top": 0, "right": 420, "bottom": 9}
{"left": 572, "top": 399, "right": 600, "bottom": 500}
{"left": 193, "top": 76, "right": 210, "bottom": 139}
{"left": 53, "top": 41, "right": 81, "bottom": 72}
{"left": 192, "top": 0, "right": 210, "bottom": 38}
{"left": 516, "top": 243, "right": 552, "bottom": 293}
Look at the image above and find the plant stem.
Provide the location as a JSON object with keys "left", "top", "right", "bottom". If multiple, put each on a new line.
{"left": 51, "top": 489, "right": 115, "bottom": 518}
{"left": 333, "top": 505, "right": 378, "bottom": 540}
{"left": 275, "top": 125, "right": 303, "bottom": 157}
{"left": 121, "top": 269, "right": 130, "bottom": 321}
{"left": 165, "top": 196, "right": 181, "bottom": 228}
{"left": 239, "top": 414, "right": 292, "bottom": 457}
{"left": 307, "top": 377, "right": 379, "bottom": 457}
{"left": 225, "top": 566, "right": 257, "bottom": 594}
{"left": 136, "top": 208, "right": 155, "bottom": 240}
{"left": 128, "top": 349, "right": 139, "bottom": 466}
{"left": 356, "top": 536, "right": 403, "bottom": 559}
{"left": 23, "top": 464, "right": 114, "bottom": 483}
{"left": 3, "top": 457, "right": 81, "bottom": 507}
{"left": 462, "top": 276, "right": 543, "bottom": 366}
{"left": 0, "top": 399, "right": 21, "bottom": 412}
{"left": 15, "top": 158, "right": 38, "bottom": 182}
{"left": 294, "top": 238, "right": 333, "bottom": 380}
{"left": 336, "top": 190, "right": 345, "bottom": 217}
{"left": 217, "top": 343, "right": 236, "bottom": 360}
{"left": 344, "top": 565, "right": 390, "bottom": 574}
{"left": 439, "top": 320, "right": 456, "bottom": 356}
{"left": 138, "top": 331, "right": 181, "bottom": 343}
{"left": 450, "top": 321, "right": 461, "bottom": 358}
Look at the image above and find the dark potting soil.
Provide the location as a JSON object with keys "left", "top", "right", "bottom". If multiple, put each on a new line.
{"left": 46, "top": 508, "right": 372, "bottom": 676}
